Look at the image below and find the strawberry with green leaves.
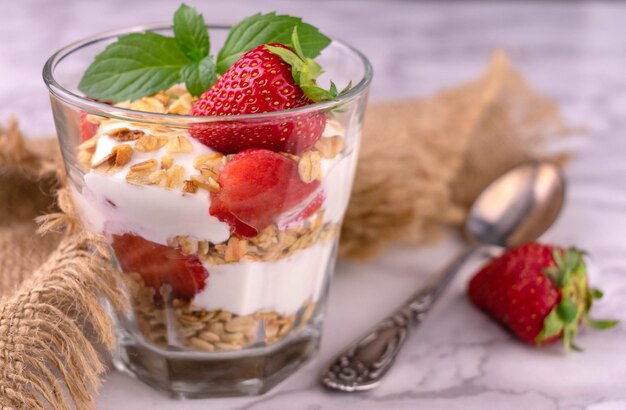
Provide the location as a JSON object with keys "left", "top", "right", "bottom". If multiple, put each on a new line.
{"left": 78, "top": 6, "right": 335, "bottom": 108}
{"left": 468, "top": 243, "right": 617, "bottom": 351}
{"left": 189, "top": 37, "right": 334, "bottom": 154}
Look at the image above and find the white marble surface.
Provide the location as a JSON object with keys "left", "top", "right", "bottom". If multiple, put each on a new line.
{"left": 3, "top": 1, "right": 626, "bottom": 409}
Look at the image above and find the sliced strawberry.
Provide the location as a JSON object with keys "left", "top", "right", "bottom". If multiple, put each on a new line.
{"left": 279, "top": 190, "right": 325, "bottom": 228}
{"left": 111, "top": 233, "right": 208, "bottom": 300}
{"left": 190, "top": 44, "right": 326, "bottom": 154}
{"left": 80, "top": 111, "right": 98, "bottom": 141}
{"left": 209, "top": 149, "right": 320, "bottom": 236}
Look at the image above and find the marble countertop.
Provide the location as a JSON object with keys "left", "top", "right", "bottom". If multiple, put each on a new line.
{"left": 3, "top": 1, "right": 626, "bottom": 409}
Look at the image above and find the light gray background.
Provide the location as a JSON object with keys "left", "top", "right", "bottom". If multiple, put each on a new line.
{"left": 2, "top": 1, "right": 626, "bottom": 409}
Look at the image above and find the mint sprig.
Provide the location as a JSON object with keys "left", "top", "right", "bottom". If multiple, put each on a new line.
{"left": 78, "top": 5, "right": 332, "bottom": 104}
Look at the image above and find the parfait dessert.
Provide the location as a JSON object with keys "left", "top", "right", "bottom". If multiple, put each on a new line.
{"left": 45, "top": 5, "right": 371, "bottom": 397}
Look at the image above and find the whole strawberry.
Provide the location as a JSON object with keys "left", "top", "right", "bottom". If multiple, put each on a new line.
{"left": 190, "top": 30, "right": 340, "bottom": 154}
{"left": 468, "top": 243, "right": 616, "bottom": 350}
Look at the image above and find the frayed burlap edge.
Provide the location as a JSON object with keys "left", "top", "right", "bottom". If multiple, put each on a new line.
{"left": 0, "top": 117, "right": 57, "bottom": 180}
{"left": 0, "top": 189, "right": 129, "bottom": 408}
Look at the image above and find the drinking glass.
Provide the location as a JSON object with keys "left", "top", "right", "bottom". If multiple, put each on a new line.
{"left": 44, "top": 24, "right": 372, "bottom": 398}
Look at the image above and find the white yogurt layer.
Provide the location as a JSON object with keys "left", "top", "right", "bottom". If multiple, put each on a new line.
{"left": 74, "top": 120, "right": 352, "bottom": 315}
{"left": 81, "top": 123, "right": 231, "bottom": 245}
{"left": 78, "top": 121, "right": 353, "bottom": 246}
{"left": 192, "top": 243, "right": 336, "bottom": 316}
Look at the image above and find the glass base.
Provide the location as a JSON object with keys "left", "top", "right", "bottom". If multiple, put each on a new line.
{"left": 111, "top": 326, "right": 321, "bottom": 399}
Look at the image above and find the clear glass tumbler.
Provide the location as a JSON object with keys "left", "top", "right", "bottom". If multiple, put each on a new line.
{"left": 43, "top": 25, "right": 371, "bottom": 398}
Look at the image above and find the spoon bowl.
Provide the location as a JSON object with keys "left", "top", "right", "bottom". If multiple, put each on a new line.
{"left": 467, "top": 161, "right": 565, "bottom": 247}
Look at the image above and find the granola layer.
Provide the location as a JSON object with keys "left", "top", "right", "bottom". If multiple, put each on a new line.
{"left": 128, "top": 273, "right": 316, "bottom": 351}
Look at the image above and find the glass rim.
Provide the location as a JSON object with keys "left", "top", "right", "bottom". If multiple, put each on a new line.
{"left": 42, "top": 23, "right": 373, "bottom": 125}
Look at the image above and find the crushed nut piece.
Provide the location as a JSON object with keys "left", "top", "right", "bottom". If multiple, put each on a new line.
{"left": 224, "top": 237, "right": 248, "bottom": 262}
{"left": 168, "top": 93, "right": 194, "bottom": 115}
{"left": 166, "top": 135, "right": 194, "bottom": 154}
{"left": 193, "top": 153, "right": 224, "bottom": 170}
{"left": 148, "top": 170, "right": 166, "bottom": 185}
{"left": 126, "top": 170, "right": 152, "bottom": 185}
{"left": 135, "top": 134, "right": 168, "bottom": 152}
{"left": 131, "top": 96, "right": 166, "bottom": 113}
{"left": 298, "top": 151, "right": 322, "bottom": 183}
{"left": 153, "top": 91, "right": 169, "bottom": 106}
{"left": 183, "top": 179, "right": 198, "bottom": 193}
{"left": 178, "top": 236, "right": 199, "bottom": 255}
{"left": 112, "top": 144, "right": 134, "bottom": 166}
{"left": 130, "top": 159, "right": 158, "bottom": 172}
{"left": 200, "top": 165, "right": 219, "bottom": 180}
{"left": 161, "top": 155, "right": 174, "bottom": 169}
{"left": 190, "top": 175, "right": 220, "bottom": 192}
{"left": 109, "top": 128, "right": 145, "bottom": 142}
{"left": 315, "top": 136, "right": 344, "bottom": 159}
{"left": 148, "top": 165, "right": 185, "bottom": 189}
{"left": 189, "top": 337, "right": 215, "bottom": 352}
{"left": 166, "top": 165, "right": 185, "bottom": 189}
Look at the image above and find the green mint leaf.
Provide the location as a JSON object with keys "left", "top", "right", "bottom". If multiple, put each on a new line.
{"left": 536, "top": 309, "right": 563, "bottom": 343}
{"left": 216, "top": 12, "right": 330, "bottom": 74}
{"left": 181, "top": 56, "right": 216, "bottom": 97}
{"left": 173, "top": 4, "right": 209, "bottom": 61}
{"left": 585, "top": 318, "right": 618, "bottom": 329}
{"left": 557, "top": 298, "right": 578, "bottom": 324}
{"left": 78, "top": 32, "right": 190, "bottom": 103}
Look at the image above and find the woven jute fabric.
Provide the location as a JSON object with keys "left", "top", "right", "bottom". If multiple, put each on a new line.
{"left": 0, "top": 53, "right": 574, "bottom": 409}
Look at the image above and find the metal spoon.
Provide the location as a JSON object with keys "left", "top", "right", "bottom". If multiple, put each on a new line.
{"left": 321, "top": 161, "right": 565, "bottom": 392}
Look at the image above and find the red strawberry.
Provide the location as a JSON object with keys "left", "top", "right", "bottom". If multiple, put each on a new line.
{"left": 190, "top": 44, "right": 326, "bottom": 154}
{"left": 210, "top": 149, "right": 320, "bottom": 237}
{"left": 80, "top": 111, "right": 98, "bottom": 141}
{"left": 111, "top": 233, "right": 208, "bottom": 300}
{"left": 279, "top": 190, "right": 325, "bottom": 228}
{"left": 468, "top": 243, "right": 616, "bottom": 350}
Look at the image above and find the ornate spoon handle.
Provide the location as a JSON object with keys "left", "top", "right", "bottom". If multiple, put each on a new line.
{"left": 321, "top": 246, "right": 478, "bottom": 392}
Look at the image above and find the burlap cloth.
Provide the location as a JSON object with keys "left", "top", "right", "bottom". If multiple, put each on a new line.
{"left": 0, "top": 53, "right": 575, "bottom": 409}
